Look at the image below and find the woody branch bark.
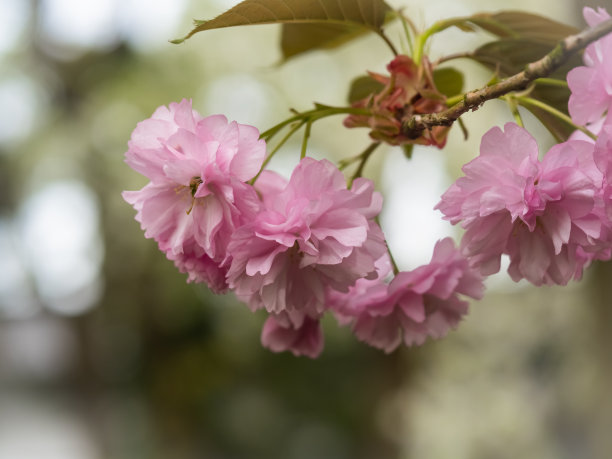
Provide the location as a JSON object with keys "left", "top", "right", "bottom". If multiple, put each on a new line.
{"left": 402, "top": 17, "right": 612, "bottom": 137}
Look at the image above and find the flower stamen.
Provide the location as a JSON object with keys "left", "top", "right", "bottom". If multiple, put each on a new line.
{"left": 186, "top": 176, "right": 203, "bottom": 215}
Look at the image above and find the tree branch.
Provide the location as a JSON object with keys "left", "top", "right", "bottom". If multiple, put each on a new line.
{"left": 402, "top": 17, "right": 612, "bottom": 137}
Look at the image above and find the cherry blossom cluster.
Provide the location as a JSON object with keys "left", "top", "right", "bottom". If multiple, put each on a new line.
{"left": 123, "top": 99, "right": 483, "bottom": 357}
{"left": 124, "top": 7, "right": 612, "bottom": 357}
{"left": 344, "top": 55, "right": 450, "bottom": 147}
{"left": 437, "top": 7, "right": 612, "bottom": 286}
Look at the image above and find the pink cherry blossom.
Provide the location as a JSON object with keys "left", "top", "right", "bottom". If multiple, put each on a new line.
{"left": 567, "top": 7, "right": 612, "bottom": 125}
{"left": 568, "top": 114, "right": 608, "bottom": 142}
{"left": 261, "top": 312, "right": 323, "bottom": 358}
{"left": 436, "top": 123, "right": 610, "bottom": 286}
{"left": 165, "top": 240, "right": 228, "bottom": 293}
{"left": 326, "top": 253, "right": 394, "bottom": 326}
{"left": 123, "top": 99, "right": 266, "bottom": 291}
{"left": 330, "top": 238, "right": 483, "bottom": 353}
{"left": 593, "top": 119, "right": 612, "bottom": 179}
{"left": 593, "top": 120, "right": 612, "bottom": 240}
{"left": 226, "top": 158, "right": 386, "bottom": 317}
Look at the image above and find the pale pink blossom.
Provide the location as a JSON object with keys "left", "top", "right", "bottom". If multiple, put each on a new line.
{"left": 326, "top": 253, "right": 393, "bottom": 326}
{"left": 568, "top": 114, "right": 608, "bottom": 142}
{"left": 261, "top": 312, "right": 323, "bottom": 358}
{"left": 553, "top": 119, "right": 612, "bottom": 266}
{"left": 227, "top": 158, "right": 386, "bottom": 317}
{"left": 333, "top": 238, "right": 483, "bottom": 353}
{"left": 593, "top": 120, "right": 612, "bottom": 234}
{"left": 165, "top": 240, "right": 228, "bottom": 293}
{"left": 436, "top": 123, "right": 609, "bottom": 285}
{"left": 123, "top": 100, "right": 266, "bottom": 291}
{"left": 567, "top": 7, "right": 612, "bottom": 125}
{"left": 593, "top": 119, "right": 612, "bottom": 179}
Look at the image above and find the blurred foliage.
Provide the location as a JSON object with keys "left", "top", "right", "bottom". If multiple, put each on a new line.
{"left": 0, "top": 3, "right": 404, "bottom": 458}
{"left": 0, "top": 1, "right": 611, "bottom": 459}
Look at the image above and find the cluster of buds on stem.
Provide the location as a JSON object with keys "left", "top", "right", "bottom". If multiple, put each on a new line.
{"left": 344, "top": 55, "right": 450, "bottom": 147}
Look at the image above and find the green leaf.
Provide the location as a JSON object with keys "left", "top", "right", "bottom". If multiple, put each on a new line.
{"left": 470, "top": 38, "right": 581, "bottom": 141}
{"left": 347, "top": 75, "right": 384, "bottom": 104}
{"left": 439, "top": 11, "right": 579, "bottom": 142}
{"left": 529, "top": 83, "right": 572, "bottom": 115}
{"left": 280, "top": 5, "right": 396, "bottom": 61}
{"left": 172, "top": 0, "right": 392, "bottom": 44}
{"left": 467, "top": 11, "right": 578, "bottom": 44}
{"left": 281, "top": 23, "right": 362, "bottom": 60}
{"left": 471, "top": 38, "right": 582, "bottom": 79}
{"left": 448, "top": 11, "right": 578, "bottom": 44}
{"left": 432, "top": 67, "right": 464, "bottom": 98}
{"left": 401, "top": 144, "right": 413, "bottom": 159}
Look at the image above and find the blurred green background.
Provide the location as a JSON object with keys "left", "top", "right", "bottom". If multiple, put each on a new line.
{"left": 1, "top": 0, "right": 611, "bottom": 458}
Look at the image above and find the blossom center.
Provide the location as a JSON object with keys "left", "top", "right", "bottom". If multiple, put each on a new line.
{"left": 189, "top": 176, "right": 203, "bottom": 196}
{"left": 186, "top": 176, "right": 203, "bottom": 215}
{"left": 287, "top": 242, "right": 304, "bottom": 262}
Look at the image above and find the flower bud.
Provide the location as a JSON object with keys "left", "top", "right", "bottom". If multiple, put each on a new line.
{"left": 344, "top": 55, "right": 450, "bottom": 147}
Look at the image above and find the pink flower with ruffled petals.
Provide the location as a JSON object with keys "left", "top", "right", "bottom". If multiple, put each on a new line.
{"left": 332, "top": 238, "right": 483, "bottom": 353}
{"left": 261, "top": 312, "right": 323, "bottom": 358}
{"left": 567, "top": 7, "right": 612, "bottom": 125}
{"left": 326, "top": 253, "right": 393, "bottom": 326}
{"left": 591, "top": 121, "right": 612, "bottom": 251}
{"left": 165, "top": 240, "right": 228, "bottom": 293}
{"left": 436, "top": 123, "right": 610, "bottom": 285}
{"left": 227, "top": 158, "right": 386, "bottom": 317}
{"left": 123, "top": 99, "right": 266, "bottom": 291}
{"left": 568, "top": 115, "right": 608, "bottom": 142}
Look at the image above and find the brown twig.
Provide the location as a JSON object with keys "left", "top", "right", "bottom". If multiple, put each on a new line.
{"left": 402, "top": 17, "right": 612, "bottom": 137}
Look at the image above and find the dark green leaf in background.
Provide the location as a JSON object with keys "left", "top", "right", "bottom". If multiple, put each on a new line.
{"left": 455, "top": 11, "right": 580, "bottom": 141}
{"left": 281, "top": 23, "right": 363, "bottom": 60}
{"left": 466, "top": 11, "right": 579, "bottom": 44}
{"left": 446, "top": 10, "right": 579, "bottom": 44}
{"left": 347, "top": 75, "right": 384, "bottom": 104}
{"left": 432, "top": 67, "right": 464, "bottom": 98}
{"left": 173, "top": 0, "right": 392, "bottom": 44}
{"left": 470, "top": 39, "right": 582, "bottom": 79}
{"left": 470, "top": 38, "right": 581, "bottom": 141}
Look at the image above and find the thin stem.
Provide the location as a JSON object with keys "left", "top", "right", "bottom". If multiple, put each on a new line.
{"left": 504, "top": 96, "right": 524, "bottom": 127}
{"left": 349, "top": 142, "right": 381, "bottom": 186}
{"left": 413, "top": 17, "right": 468, "bottom": 63}
{"left": 517, "top": 96, "right": 597, "bottom": 140}
{"left": 445, "top": 94, "right": 464, "bottom": 106}
{"left": 402, "top": 17, "right": 612, "bottom": 137}
{"left": 387, "top": 242, "right": 400, "bottom": 276}
{"left": 413, "top": 27, "right": 433, "bottom": 63}
{"left": 300, "top": 121, "right": 312, "bottom": 159}
{"left": 397, "top": 9, "right": 419, "bottom": 38}
{"left": 254, "top": 105, "right": 374, "bottom": 183}
{"left": 435, "top": 52, "right": 472, "bottom": 65}
{"left": 377, "top": 29, "right": 399, "bottom": 56}
{"left": 458, "top": 118, "right": 468, "bottom": 140}
{"left": 260, "top": 106, "right": 371, "bottom": 142}
{"left": 251, "top": 120, "right": 306, "bottom": 184}
{"left": 260, "top": 113, "right": 303, "bottom": 140}
{"left": 534, "top": 77, "right": 569, "bottom": 88}
{"left": 512, "top": 108, "right": 524, "bottom": 127}
{"left": 398, "top": 11, "right": 414, "bottom": 55}
{"left": 338, "top": 151, "right": 365, "bottom": 171}
{"left": 375, "top": 216, "right": 400, "bottom": 275}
